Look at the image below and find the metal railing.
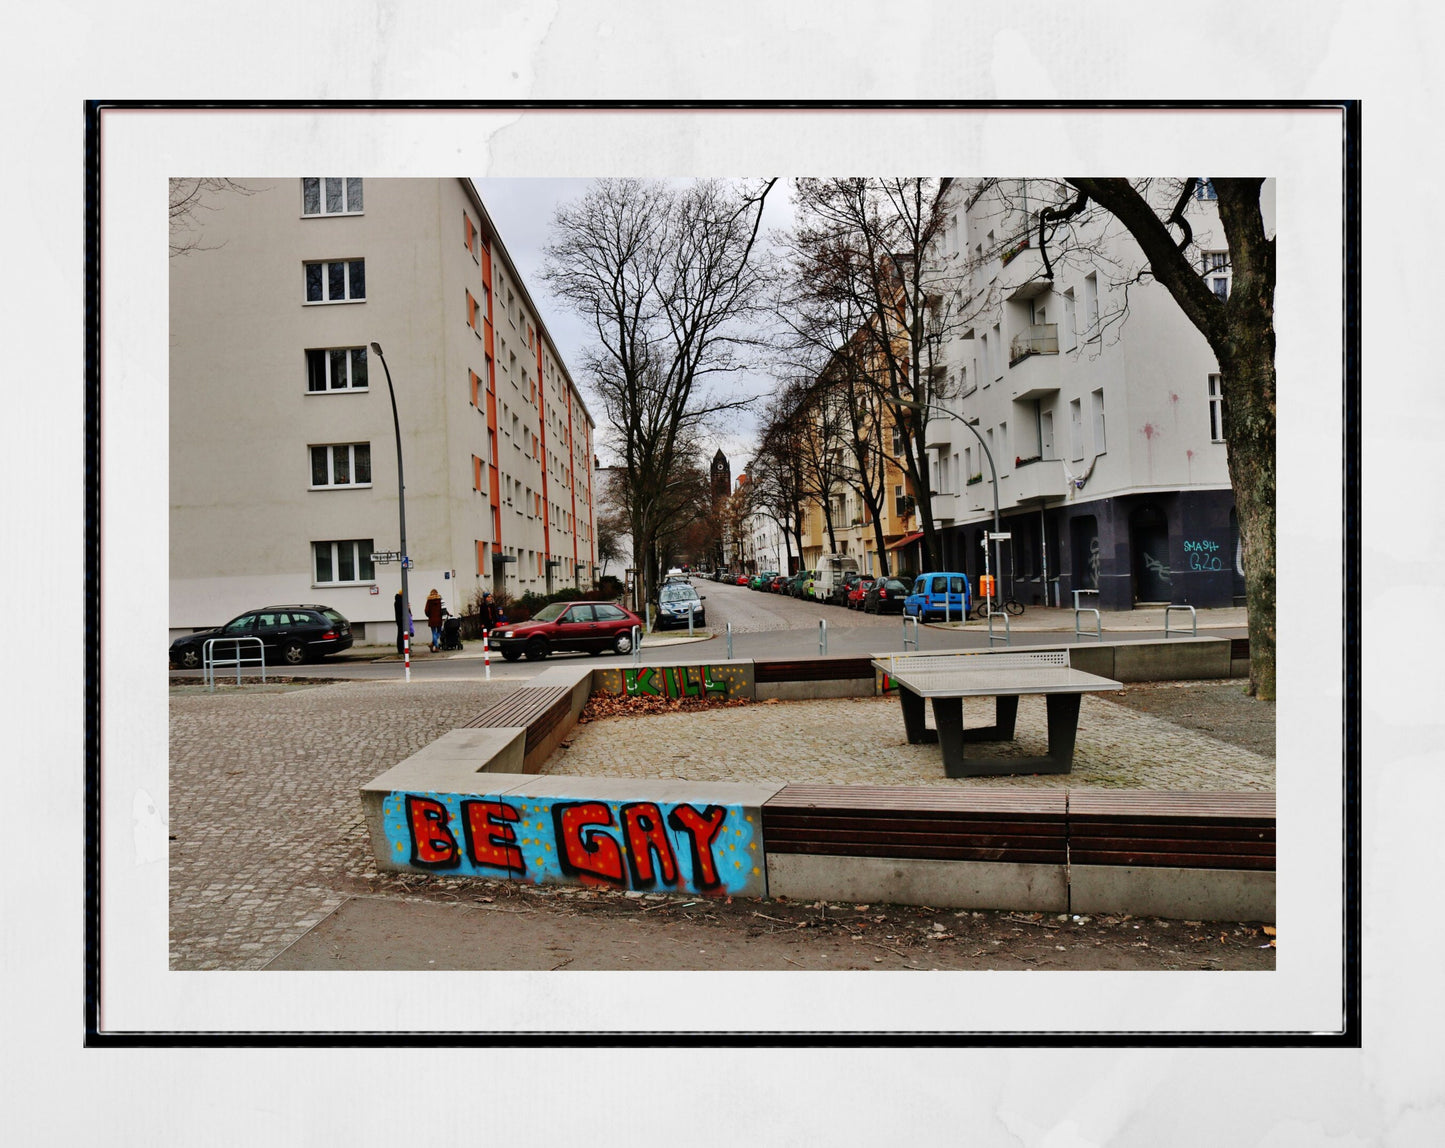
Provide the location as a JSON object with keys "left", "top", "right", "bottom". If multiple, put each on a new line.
{"left": 1164, "top": 604, "right": 1197, "bottom": 638}
{"left": 902, "top": 615, "right": 919, "bottom": 651}
{"left": 1072, "top": 589, "right": 1102, "bottom": 643}
{"left": 986, "top": 608, "right": 1012, "bottom": 646}
{"left": 203, "top": 636, "right": 267, "bottom": 691}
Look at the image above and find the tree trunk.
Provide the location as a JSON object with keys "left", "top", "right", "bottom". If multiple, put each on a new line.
{"left": 1217, "top": 337, "right": 1275, "bottom": 700}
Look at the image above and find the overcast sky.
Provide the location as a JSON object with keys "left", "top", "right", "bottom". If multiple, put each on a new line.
{"left": 472, "top": 177, "right": 797, "bottom": 478}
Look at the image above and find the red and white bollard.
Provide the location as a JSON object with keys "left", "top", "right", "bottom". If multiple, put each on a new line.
{"left": 403, "top": 632, "right": 411, "bottom": 682}
{"left": 483, "top": 630, "right": 491, "bottom": 679}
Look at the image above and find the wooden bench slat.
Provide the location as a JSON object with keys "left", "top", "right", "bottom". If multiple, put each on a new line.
{"left": 764, "top": 813, "right": 1068, "bottom": 836}
{"left": 768, "top": 832, "right": 1063, "bottom": 855}
{"left": 1071, "top": 849, "right": 1275, "bottom": 871}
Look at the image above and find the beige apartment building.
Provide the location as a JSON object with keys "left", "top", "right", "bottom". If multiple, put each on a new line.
{"left": 170, "top": 177, "right": 597, "bottom": 645}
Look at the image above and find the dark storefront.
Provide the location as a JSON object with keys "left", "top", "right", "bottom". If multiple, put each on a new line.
{"left": 937, "top": 488, "right": 1243, "bottom": 611}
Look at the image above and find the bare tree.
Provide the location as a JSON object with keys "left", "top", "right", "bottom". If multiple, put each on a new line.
{"left": 791, "top": 178, "right": 977, "bottom": 568}
{"left": 543, "top": 178, "right": 776, "bottom": 608}
{"left": 169, "top": 178, "right": 254, "bottom": 257}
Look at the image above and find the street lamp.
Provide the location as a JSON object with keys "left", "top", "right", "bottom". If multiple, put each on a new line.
{"left": 886, "top": 395, "right": 1004, "bottom": 614}
{"left": 370, "top": 342, "right": 411, "bottom": 679}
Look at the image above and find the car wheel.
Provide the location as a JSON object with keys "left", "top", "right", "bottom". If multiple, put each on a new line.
{"left": 613, "top": 631, "right": 634, "bottom": 655}
{"left": 502, "top": 648, "right": 523, "bottom": 662}
{"left": 281, "top": 641, "right": 307, "bottom": 665}
{"left": 524, "top": 638, "right": 549, "bottom": 661}
{"left": 177, "top": 647, "right": 201, "bottom": 670}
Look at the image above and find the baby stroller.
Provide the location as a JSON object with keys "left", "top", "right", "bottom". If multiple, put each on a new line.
{"left": 440, "top": 613, "right": 463, "bottom": 652}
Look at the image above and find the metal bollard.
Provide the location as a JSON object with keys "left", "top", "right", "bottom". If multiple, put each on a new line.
{"left": 483, "top": 630, "right": 492, "bottom": 679}
{"left": 902, "top": 615, "right": 919, "bottom": 651}
{"left": 726, "top": 621, "right": 733, "bottom": 660}
{"left": 631, "top": 625, "right": 642, "bottom": 667}
{"left": 688, "top": 609, "right": 694, "bottom": 636}
{"left": 818, "top": 617, "right": 828, "bottom": 656}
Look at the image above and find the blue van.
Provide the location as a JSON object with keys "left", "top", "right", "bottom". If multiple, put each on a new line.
{"left": 904, "top": 572, "right": 972, "bottom": 621}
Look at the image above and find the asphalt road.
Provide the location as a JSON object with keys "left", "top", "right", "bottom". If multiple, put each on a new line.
{"left": 169, "top": 577, "right": 1249, "bottom": 683}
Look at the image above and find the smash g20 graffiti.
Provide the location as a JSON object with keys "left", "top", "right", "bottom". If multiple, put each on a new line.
{"left": 382, "top": 789, "right": 764, "bottom": 896}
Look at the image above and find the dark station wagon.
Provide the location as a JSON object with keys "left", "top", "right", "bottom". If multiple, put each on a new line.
{"left": 170, "top": 604, "right": 353, "bottom": 669}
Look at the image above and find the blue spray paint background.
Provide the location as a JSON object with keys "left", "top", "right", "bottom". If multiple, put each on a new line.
{"left": 379, "top": 790, "right": 765, "bottom": 895}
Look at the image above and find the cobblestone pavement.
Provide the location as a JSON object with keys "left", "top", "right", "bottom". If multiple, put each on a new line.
{"left": 548, "top": 684, "right": 1274, "bottom": 791}
{"left": 169, "top": 678, "right": 514, "bottom": 970}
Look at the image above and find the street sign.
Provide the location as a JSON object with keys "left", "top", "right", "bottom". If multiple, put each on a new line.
{"left": 370, "top": 551, "right": 402, "bottom": 563}
{"left": 988, "top": 532, "right": 1012, "bottom": 541}
{"left": 401, "top": 556, "right": 413, "bottom": 569}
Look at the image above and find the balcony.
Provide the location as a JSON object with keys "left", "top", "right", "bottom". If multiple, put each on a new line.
{"left": 1008, "top": 325, "right": 1061, "bottom": 401}
{"left": 1006, "top": 457, "right": 1068, "bottom": 503}
{"left": 999, "top": 243, "right": 1050, "bottom": 301}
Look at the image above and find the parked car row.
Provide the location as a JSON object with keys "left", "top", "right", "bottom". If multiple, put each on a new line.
{"left": 720, "top": 566, "right": 976, "bottom": 620}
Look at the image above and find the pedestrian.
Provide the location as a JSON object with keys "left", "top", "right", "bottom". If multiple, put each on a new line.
{"left": 393, "top": 591, "right": 406, "bottom": 655}
{"left": 424, "top": 589, "right": 445, "bottom": 652}
{"left": 479, "top": 591, "right": 499, "bottom": 636}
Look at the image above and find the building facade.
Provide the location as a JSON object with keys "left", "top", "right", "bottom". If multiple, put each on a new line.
{"left": 763, "top": 177, "right": 1260, "bottom": 610}
{"left": 170, "top": 178, "right": 598, "bottom": 644}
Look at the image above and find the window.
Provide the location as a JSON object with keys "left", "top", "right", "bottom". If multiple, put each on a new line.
{"left": 1070, "top": 398, "right": 1084, "bottom": 461}
{"left": 979, "top": 332, "right": 989, "bottom": 386}
{"left": 467, "top": 290, "right": 480, "bottom": 330}
{"left": 306, "top": 346, "right": 368, "bottom": 392}
{"left": 992, "top": 324, "right": 1003, "bottom": 381}
{"left": 313, "top": 539, "right": 375, "bottom": 584}
{"left": 1062, "top": 289, "right": 1077, "bottom": 352}
{"left": 310, "top": 443, "right": 371, "bottom": 488}
{"left": 1203, "top": 251, "right": 1231, "bottom": 300}
{"left": 304, "top": 259, "right": 365, "bottom": 303}
{"left": 1091, "top": 389, "right": 1107, "bottom": 455}
{"left": 1208, "top": 374, "right": 1226, "bottom": 442}
{"left": 302, "top": 178, "right": 363, "bottom": 216}
{"left": 999, "top": 420, "right": 1008, "bottom": 472}
{"left": 1083, "top": 273, "right": 1099, "bottom": 336}
{"left": 895, "top": 485, "right": 907, "bottom": 516}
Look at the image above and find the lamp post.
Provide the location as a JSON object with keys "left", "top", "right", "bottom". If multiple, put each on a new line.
{"left": 370, "top": 342, "right": 410, "bottom": 679}
{"left": 887, "top": 395, "right": 1003, "bottom": 614}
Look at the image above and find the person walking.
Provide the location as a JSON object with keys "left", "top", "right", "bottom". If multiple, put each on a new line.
{"left": 479, "top": 591, "right": 499, "bottom": 637}
{"left": 393, "top": 591, "right": 408, "bottom": 656}
{"left": 424, "top": 589, "right": 445, "bottom": 652}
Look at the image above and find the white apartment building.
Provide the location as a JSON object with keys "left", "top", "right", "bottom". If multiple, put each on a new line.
{"left": 170, "top": 177, "right": 597, "bottom": 644}
{"left": 909, "top": 177, "right": 1257, "bottom": 610}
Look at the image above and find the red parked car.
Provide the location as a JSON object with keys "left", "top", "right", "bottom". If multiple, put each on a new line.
{"left": 494, "top": 600, "right": 643, "bottom": 661}
{"left": 846, "top": 578, "right": 877, "bottom": 609}
{"left": 735, "top": 574, "right": 751, "bottom": 585}
{"left": 768, "top": 574, "right": 789, "bottom": 593}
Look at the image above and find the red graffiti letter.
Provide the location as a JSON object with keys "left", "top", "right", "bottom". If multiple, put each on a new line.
{"left": 667, "top": 804, "right": 729, "bottom": 890}
{"left": 462, "top": 800, "right": 526, "bottom": 875}
{"left": 405, "top": 795, "right": 459, "bottom": 869}
{"left": 552, "top": 801, "right": 625, "bottom": 884}
{"left": 621, "top": 802, "right": 679, "bottom": 888}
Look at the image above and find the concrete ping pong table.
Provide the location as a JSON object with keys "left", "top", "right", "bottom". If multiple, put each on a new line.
{"left": 872, "top": 649, "right": 1123, "bottom": 778}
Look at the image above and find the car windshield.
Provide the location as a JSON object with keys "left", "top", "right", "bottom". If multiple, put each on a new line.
{"left": 532, "top": 602, "right": 569, "bottom": 622}
{"left": 660, "top": 586, "right": 697, "bottom": 603}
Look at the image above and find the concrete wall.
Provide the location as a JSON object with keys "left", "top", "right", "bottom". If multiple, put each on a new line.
{"left": 593, "top": 661, "right": 755, "bottom": 702}
{"left": 767, "top": 854, "right": 1067, "bottom": 912}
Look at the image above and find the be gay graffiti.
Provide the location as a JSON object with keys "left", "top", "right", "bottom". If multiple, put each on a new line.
{"left": 380, "top": 790, "right": 765, "bottom": 896}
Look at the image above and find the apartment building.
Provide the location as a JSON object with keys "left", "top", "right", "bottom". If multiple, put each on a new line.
{"left": 170, "top": 178, "right": 597, "bottom": 644}
{"left": 773, "top": 177, "right": 1257, "bottom": 610}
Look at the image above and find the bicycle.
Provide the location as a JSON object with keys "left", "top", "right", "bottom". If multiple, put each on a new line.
{"left": 968, "top": 595, "right": 1024, "bottom": 619}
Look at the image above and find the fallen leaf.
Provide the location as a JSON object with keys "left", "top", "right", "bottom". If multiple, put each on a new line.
{"left": 1262, "top": 926, "right": 1277, "bottom": 937}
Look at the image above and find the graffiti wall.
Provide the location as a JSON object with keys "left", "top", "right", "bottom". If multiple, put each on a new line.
{"left": 378, "top": 788, "right": 766, "bottom": 897}
{"left": 594, "top": 663, "right": 751, "bottom": 702}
